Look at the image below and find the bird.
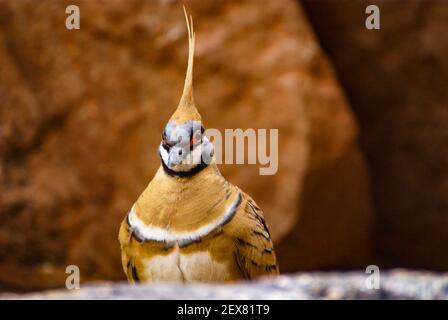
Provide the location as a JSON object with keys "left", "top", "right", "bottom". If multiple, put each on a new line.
{"left": 118, "top": 8, "right": 279, "bottom": 283}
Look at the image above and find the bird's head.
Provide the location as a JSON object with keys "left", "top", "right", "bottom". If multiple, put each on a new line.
{"left": 159, "top": 8, "right": 214, "bottom": 176}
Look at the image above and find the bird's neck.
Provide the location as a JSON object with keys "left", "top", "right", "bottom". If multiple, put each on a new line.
{"left": 134, "top": 163, "right": 238, "bottom": 231}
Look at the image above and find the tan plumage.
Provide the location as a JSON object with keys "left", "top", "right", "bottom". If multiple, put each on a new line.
{"left": 119, "top": 8, "right": 279, "bottom": 283}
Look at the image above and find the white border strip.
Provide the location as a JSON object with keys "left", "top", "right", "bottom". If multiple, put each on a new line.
{"left": 128, "top": 193, "right": 241, "bottom": 243}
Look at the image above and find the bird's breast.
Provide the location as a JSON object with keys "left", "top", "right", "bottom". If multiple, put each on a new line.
{"left": 141, "top": 247, "right": 233, "bottom": 282}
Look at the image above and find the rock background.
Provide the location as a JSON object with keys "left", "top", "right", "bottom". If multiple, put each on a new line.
{"left": 0, "top": 0, "right": 372, "bottom": 292}
{"left": 3, "top": 0, "right": 448, "bottom": 295}
{"left": 303, "top": 0, "right": 448, "bottom": 270}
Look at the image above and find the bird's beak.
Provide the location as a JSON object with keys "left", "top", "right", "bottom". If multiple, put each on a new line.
{"left": 167, "top": 146, "right": 184, "bottom": 167}
{"left": 167, "top": 153, "right": 178, "bottom": 167}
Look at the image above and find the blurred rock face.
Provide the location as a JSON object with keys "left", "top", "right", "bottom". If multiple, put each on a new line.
{"left": 0, "top": 0, "right": 372, "bottom": 291}
{"left": 304, "top": 0, "right": 448, "bottom": 269}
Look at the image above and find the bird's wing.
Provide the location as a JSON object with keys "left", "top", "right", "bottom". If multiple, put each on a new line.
{"left": 228, "top": 192, "right": 279, "bottom": 279}
{"left": 118, "top": 217, "right": 140, "bottom": 283}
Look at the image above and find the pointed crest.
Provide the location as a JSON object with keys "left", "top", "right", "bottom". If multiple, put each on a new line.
{"left": 170, "top": 6, "right": 201, "bottom": 123}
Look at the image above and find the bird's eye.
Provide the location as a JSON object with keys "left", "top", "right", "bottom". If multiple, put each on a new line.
{"left": 189, "top": 130, "right": 202, "bottom": 145}
{"left": 194, "top": 131, "right": 202, "bottom": 143}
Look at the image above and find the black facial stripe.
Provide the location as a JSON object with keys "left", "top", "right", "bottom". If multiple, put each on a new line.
{"left": 160, "top": 152, "right": 209, "bottom": 178}
{"left": 162, "top": 142, "right": 170, "bottom": 152}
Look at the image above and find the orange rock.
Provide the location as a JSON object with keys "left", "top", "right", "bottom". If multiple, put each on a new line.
{"left": 304, "top": 0, "right": 448, "bottom": 270}
{"left": 0, "top": 0, "right": 372, "bottom": 291}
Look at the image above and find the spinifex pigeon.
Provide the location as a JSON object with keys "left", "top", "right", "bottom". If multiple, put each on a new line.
{"left": 119, "top": 8, "right": 279, "bottom": 283}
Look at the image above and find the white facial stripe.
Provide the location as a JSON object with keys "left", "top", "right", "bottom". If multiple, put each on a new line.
{"left": 159, "top": 144, "right": 169, "bottom": 164}
{"left": 128, "top": 192, "right": 241, "bottom": 245}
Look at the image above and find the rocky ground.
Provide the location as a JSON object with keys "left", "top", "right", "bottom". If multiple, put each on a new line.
{"left": 3, "top": 270, "right": 447, "bottom": 299}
